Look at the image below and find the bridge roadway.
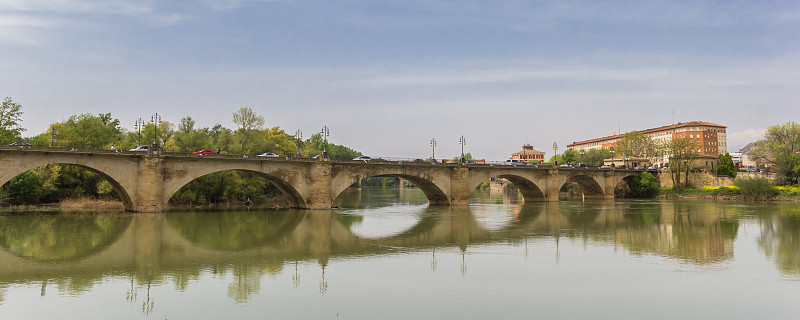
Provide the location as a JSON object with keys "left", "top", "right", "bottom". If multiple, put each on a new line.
{"left": 0, "top": 148, "right": 652, "bottom": 212}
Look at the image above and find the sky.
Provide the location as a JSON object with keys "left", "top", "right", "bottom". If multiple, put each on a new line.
{"left": 2, "top": 0, "right": 799, "bottom": 160}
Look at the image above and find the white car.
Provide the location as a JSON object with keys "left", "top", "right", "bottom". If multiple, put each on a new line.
{"left": 353, "top": 156, "right": 372, "bottom": 161}
{"left": 257, "top": 152, "right": 280, "bottom": 158}
{"left": 129, "top": 145, "right": 149, "bottom": 152}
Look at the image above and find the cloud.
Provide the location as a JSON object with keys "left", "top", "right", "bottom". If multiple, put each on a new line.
{"left": 728, "top": 128, "right": 766, "bottom": 151}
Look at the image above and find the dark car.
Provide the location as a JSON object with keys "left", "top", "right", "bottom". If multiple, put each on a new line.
{"left": 616, "top": 165, "right": 627, "bottom": 169}
{"left": 193, "top": 150, "right": 217, "bottom": 155}
{"left": 573, "top": 163, "right": 587, "bottom": 168}
{"left": 9, "top": 142, "right": 32, "bottom": 148}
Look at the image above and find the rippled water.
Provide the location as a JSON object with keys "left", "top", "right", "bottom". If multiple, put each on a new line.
{"left": 1, "top": 186, "right": 799, "bottom": 319}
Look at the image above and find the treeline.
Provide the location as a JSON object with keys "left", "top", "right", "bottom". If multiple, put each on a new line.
{"left": 1, "top": 102, "right": 365, "bottom": 206}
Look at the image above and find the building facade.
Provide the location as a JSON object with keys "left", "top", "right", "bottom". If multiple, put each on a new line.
{"left": 566, "top": 121, "right": 728, "bottom": 166}
{"left": 511, "top": 144, "right": 545, "bottom": 163}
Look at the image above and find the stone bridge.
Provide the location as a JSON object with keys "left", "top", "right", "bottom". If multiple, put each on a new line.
{"left": 0, "top": 149, "right": 652, "bottom": 212}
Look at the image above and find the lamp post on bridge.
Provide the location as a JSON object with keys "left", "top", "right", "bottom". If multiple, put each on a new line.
{"left": 552, "top": 142, "right": 558, "bottom": 166}
{"left": 321, "top": 126, "right": 330, "bottom": 160}
{"left": 134, "top": 118, "right": 144, "bottom": 147}
{"left": 458, "top": 135, "right": 466, "bottom": 163}
{"left": 149, "top": 113, "right": 161, "bottom": 153}
{"left": 429, "top": 138, "right": 437, "bottom": 161}
{"left": 294, "top": 129, "right": 303, "bottom": 158}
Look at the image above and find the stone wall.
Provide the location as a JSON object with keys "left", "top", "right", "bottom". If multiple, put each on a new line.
{"left": 658, "top": 170, "right": 734, "bottom": 188}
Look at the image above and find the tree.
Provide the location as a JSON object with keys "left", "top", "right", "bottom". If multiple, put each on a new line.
{"left": 582, "top": 148, "right": 613, "bottom": 167}
{"left": 626, "top": 172, "right": 659, "bottom": 197}
{"left": 173, "top": 116, "right": 213, "bottom": 153}
{"left": 755, "top": 122, "right": 800, "bottom": 184}
{"left": 716, "top": 153, "right": 738, "bottom": 178}
{"left": 232, "top": 107, "right": 265, "bottom": 154}
{"left": 61, "top": 113, "right": 122, "bottom": 149}
{"left": 661, "top": 136, "right": 695, "bottom": 191}
{"left": 0, "top": 97, "right": 25, "bottom": 144}
{"left": 617, "top": 131, "right": 658, "bottom": 161}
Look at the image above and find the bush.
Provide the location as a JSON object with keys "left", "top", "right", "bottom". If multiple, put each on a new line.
{"left": 734, "top": 176, "right": 778, "bottom": 200}
{"left": 626, "top": 172, "right": 659, "bottom": 197}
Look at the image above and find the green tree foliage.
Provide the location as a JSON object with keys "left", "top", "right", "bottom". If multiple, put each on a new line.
{"left": 661, "top": 136, "right": 699, "bottom": 191}
{"left": 581, "top": 148, "right": 613, "bottom": 166}
{"left": 754, "top": 122, "right": 800, "bottom": 184}
{"left": 139, "top": 121, "right": 174, "bottom": 149}
{"left": 0, "top": 97, "right": 25, "bottom": 144}
{"left": 173, "top": 116, "right": 214, "bottom": 153}
{"left": 0, "top": 165, "right": 121, "bottom": 204}
{"left": 548, "top": 149, "right": 578, "bottom": 164}
{"left": 617, "top": 131, "right": 658, "bottom": 160}
{"left": 169, "top": 170, "right": 282, "bottom": 204}
{"left": 302, "top": 133, "right": 362, "bottom": 160}
{"left": 58, "top": 113, "right": 123, "bottom": 149}
{"left": 734, "top": 176, "right": 778, "bottom": 200}
{"left": 232, "top": 107, "right": 265, "bottom": 154}
{"left": 626, "top": 172, "right": 659, "bottom": 198}
{"left": 716, "top": 153, "right": 738, "bottom": 178}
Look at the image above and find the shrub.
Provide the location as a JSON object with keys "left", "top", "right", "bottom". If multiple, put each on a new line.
{"left": 626, "top": 172, "right": 659, "bottom": 197}
{"left": 734, "top": 176, "right": 778, "bottom": 200}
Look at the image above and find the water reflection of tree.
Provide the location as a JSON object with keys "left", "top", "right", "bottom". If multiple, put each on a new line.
{"left": 165, "top": 210, "right": 303, "bottom": 250}
{"left": 0, "top": 213, "right": 131, "bottom": 261}
{"left": 758, "top": 207, "right": 800, "bottom": 277}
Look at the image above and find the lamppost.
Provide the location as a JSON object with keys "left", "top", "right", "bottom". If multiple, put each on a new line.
{"left": 134, "top": 118, "right": 144, "bottom": 146}
{"left": 149, "top": 113, "right": 161, "bottom": 152}
{"left": 429, "top": 138, "right": 437, "bottom": 160}
{"left": 294, "top": 129, "right": 303, "bottom": 158}
{"left": 321, "top": 126, "right": 330, "bottom": 160}
{"left": 458, "top": 135, "right": 466, "bottom": 163}
{"left": 51, "top": 126, "right": 57, "bottom": 148}
{"left": 552, "top": 142, "right": 558, "bottom": 166}
{"left": 580, "top": 149, "right": 585, "bottom": 164}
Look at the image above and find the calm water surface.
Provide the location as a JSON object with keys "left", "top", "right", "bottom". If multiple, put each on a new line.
{"left": 1, "top": 187, "right": 800, "bottom": 319}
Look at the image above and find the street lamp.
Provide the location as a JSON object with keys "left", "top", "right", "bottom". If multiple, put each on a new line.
{"left": 429, "top": 138, "right": 437, "bottom": 160}
{"left": 458, "top": 135, "right": 466, "bottom": 163}
{"left": 294, "top": 129, "right": 303, "bottom": 158}
{"left": 149, "top": 113, "right": 161, "bottom": 152}
{"left": 134, "top": 118, "right": 145, "bottom": 147}
{"left": 580, "top": 149, "right": 585, "bottom": 164}
{"left": 321, "top": 126, "right": 330, "bottom": 160}
{"left": 552, "top": 142, "right": 558, "bottom": 166}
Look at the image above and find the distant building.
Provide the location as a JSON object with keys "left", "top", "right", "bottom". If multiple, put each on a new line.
{"left": 511, "top": 144, "right": 545, "bottom": 163}
{"left": 567, "top": 121, "right": 728, "bottom": 166}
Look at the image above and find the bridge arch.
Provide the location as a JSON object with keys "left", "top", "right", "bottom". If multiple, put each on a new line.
{"left": 467, "top": 171, "right": 546, "bottom": 203}
{"left": 330, "top": 168, "right": 450, "bottom": 207}
{"left": 0, "top": 154, "right": 136, "bottom": 211}
{"left": 162, "top": 167, "right": 307, "bottom": 209}
{"left": 561, "top": 173, "right": 607, "bottom": 199}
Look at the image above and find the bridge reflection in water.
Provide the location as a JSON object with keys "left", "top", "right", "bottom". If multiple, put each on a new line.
{"left": 1, "top": 195, "right": 799, "bottom": 307}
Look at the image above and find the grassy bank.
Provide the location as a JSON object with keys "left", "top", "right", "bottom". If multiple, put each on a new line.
{"left": 658, "top": 185, "right": 800, "bottom": 201}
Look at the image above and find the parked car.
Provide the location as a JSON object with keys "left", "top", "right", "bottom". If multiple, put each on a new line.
{"left": 505, "top": 159, "right": 524, "bottom": 166}
{"left": 648, "top": 165, "right": 659, "bottom": 170}
{"left": 634, "top": 166, "right": 644, "bottom": 170}
{"left": 353, "top": 156, "right": 372, "bottom": 161}
{"left": 312, "top": 154, "right": 321, "bottom": 159}
{"left": 599, "top": 165, "right": 611, "bottom": 169}
{"left": 616, "top": 165, "right": 627, "bottom": 169}
{"left": 526, "top": 162, "right": 539, "bottom": 167}
{"left": 129, "top": 145, "right": 149, "bottom": 152}
{"left": 193, "top": 150, "right": 216, "bottom": 155}
{"left": 558, "top": 163, "right": 572, "bottom": 168}
{"left": 9, "top": 142, "right": 32, "bottom": 148}
{"left": 410, "top": 158, "right": 425, "bottom": 163}
{"left": 257, "top": 152, "right": 280, "bottom": 158}
{"left": 573, "top": 163, "right": 587, "bottom": 168}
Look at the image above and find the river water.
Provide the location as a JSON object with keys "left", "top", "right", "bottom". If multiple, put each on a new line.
{"left": 1, "top": 186, "right": 799, "bottom": 319}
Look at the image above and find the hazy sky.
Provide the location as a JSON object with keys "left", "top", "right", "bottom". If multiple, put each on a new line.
{"left": 2, "top": 0, "right": 798, "bottom": 159}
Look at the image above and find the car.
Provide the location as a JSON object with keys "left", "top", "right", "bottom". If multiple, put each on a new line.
{"left": 648, "top": 165, "right": 659, "bottom": 170}
{"left": 257, "top": 152, "right": 280, "bottom": 158}
{"left": 312, "top": 154, "right": 321, "bottom": 159}
{"left": 9, "top": 142, "right": 32, "bottom": 147}
{"left": 505, "top": 159, "right": 524, "bottom": 165}
{"left": 599, "top": 165, "right": 611, "bottom": 169}
{"left": 526, "top": 162, "right": 539, "bottom": 167}
{"left": 558, "top": 163, "right": 572, "bottom": 168}
{"left": 573, "top": 163, "right": 587, "bottom": 168}
{"left": 410, "top": 158, "right": 426, "bottom": 163}
{"left": 353, "top": 156, "right": 372, "bottom": 161}
{"left": 129, "top": 145, "right": 149, "bottom": 152}
{"left": 616, "top": 165, "right": 628, "bottom": 169}
{"left": 634, "top": 166, "right": 644, "bottom": 170}
{"left": 193, "top": 150, "right": 217, "bottom": 155}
